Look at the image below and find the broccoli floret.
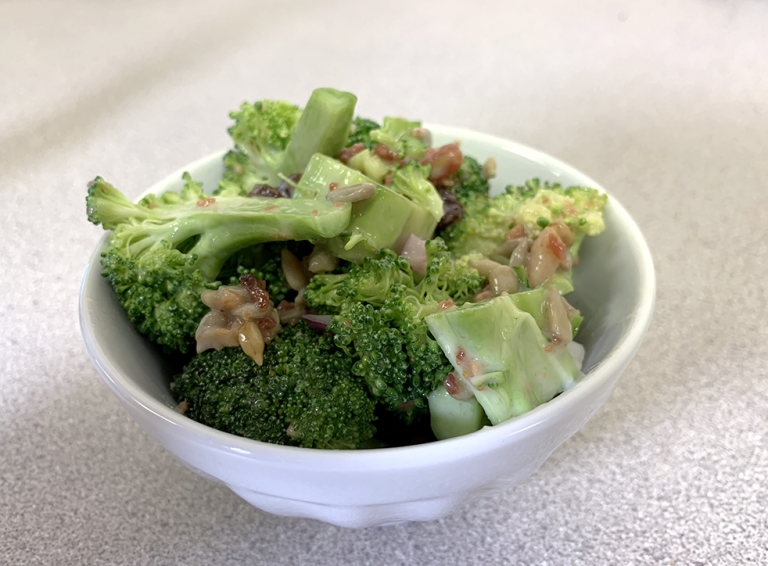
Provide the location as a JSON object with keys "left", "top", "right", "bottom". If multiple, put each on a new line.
{"left": 218, "top": 88, "right": 358, "bottom": 195}
{"left": 218, "top": 100, "right": 302, "bottom": 196}
{"left": 305, "top": 251, "right": 413, "bottom": 309}
{"left": 389, "top": 162, "right": 444, "bottom": 223}
{"left": 440, "top": 191, "right": 520, "bottom": 257}
{"left": 86, "top": 176, "right": 351, "bottom": 352}
{"left": 421, "top": 239, "right": 486, "bottom": 305}
{"left": 101, "top": 238, "right": 216, "bottom": 353}
{"left": 173, "top": 322, "right": 377, "bottom": 449}
{"left": 508, "top": 179, "right": 608, "bottom": 239}
{"left": 370, "top": 117, "right": 427, "bottom": 159}
{"left": 305, "top": 240, "right": 484, "bottom": 312}
{"left": 441, "top": 178, "right": 607, "bottom": 257}
{"left": 451, "top": 155, "right": 490, "bottom": 206}
{"left": 139, "top": 172, "right": 208, "bottom": 209}
{"left": 346, "top": 117, "right": 381, "bottom": 150}
{"left": 329, "top": 294, "right": 453, "bottom": 420}
{"left": 306, "top": 242, "right": 485, "bottom": 419}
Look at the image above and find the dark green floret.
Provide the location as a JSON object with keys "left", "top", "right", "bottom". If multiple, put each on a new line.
{"left": 345, "top": 117, "right": 381, "bottom": 150}
{"left": 220, "top": 242, "right": 312, "bottom": 304}
{"left": 451, "top": 155, "right": 490, "bottom": 206}
{"left": 173, "top": 322, "right": 377, "bottom": 449}
{"left": 305, "top": 240, "right": 485, "bottom": 420}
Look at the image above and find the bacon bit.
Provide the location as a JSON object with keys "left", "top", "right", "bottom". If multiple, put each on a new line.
{"left": 148, "top": 203, "right": 158, "bottom": 209}
{"left": 468, "top": 361, "right": 481, "bottom": 377}
{"left": 197, "top": 197, "right": 216, "bottom": 207}
{"left": 374, "top": 143, "right": 400, "bottom": 163}
{"left": 240, "top": 273, "right": 269, "bottom": 309}
{"left": 544, "top": 344, "right": 553, "bottom": 353}
{"left": 421, "top": 143, "right": 463, "bottom": 183}
{"left": 384, "top": 174, "right": 393, "bottom": 186}
{"left": 456, "top": 348, "right": 466, "bottom": 364}
{"left": 257, "top": 317, "right": 277, "bottom": 330}
{"left": 338, "top": 142, "right": 365, "bottom": 164}
{"left": 398, "top": 400, "right": 416, "bottom": 411}
{"left": 264, "top": 205, "right": 279, "bottom": 211}
{"left": 276, "top": 300, "right": 294, "bottom": 312}
{"left": 439, "top": 299, "right": 455, "bottom": 310}
{"left": 333, "top": 202, "right": 344, "bottom": 208}
{"left": 506, "top": 224, "right": 526, "bottom": 240}
{"left": 329, "top": 182, "right": 339, "bottom": 192}
{"left": 547, "top": 231, "right": 568, "bottom": 264}
{"left": 311, "top": 209, "right": 319, "bottom": 215}
{"left": 444, "top": 373, "right": 461, "bottom": 396}
{"left": 549, "top": 220, "right": 575, "bottom": 247}
{"left": 473, "top": 284, "right": 494, "bottom": 303}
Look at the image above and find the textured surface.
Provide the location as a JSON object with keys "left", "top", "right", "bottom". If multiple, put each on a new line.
{"left": 1, "top": 0, "right": 767, "bottom": 564}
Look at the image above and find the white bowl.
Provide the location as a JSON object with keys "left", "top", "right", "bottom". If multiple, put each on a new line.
{"left": 79, "top": 126, "right": 655, "bottom": 528}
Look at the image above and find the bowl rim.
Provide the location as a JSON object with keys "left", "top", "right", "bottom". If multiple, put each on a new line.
{"left": 80, "top": 124, "right": 656, "bottom": 470}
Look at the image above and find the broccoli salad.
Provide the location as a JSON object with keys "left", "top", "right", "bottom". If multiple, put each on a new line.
{"left": 85, "top": 88, "right": 607, "bottom": 449}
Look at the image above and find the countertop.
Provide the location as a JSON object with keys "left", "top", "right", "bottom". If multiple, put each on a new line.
{"left": 1, "top": 1, "right": 766, "bottom": 564}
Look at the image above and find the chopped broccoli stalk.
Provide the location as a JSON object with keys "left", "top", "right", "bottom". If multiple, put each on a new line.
{"left": 279, "top": 88, "right": 357, "bottom": 177}
{"left": 370, "top": 117, "right": 427, "bottom": 159}
{"left": 295, "top": 153, "right": 373, "bottom": 200}
{"left": 220, "top": 88, "right": 357, "bottom": 195}
{"left": 86, "top": 176, "right": 351, "bottom": 352}
{"left": 347, "top": 149, "right": 392, "bottom": 183}
{"left": 426, "top": 295, "right": 582, "bottom": 425}
{"left": 301, "top": 155, "right": 439, "bottom": 261}
{"left": 389, "top": 162, "right": 444, "bottom": 223}
{"left": 428, "top": 385, "right": 486, "bottom": 440}
{"left": 346, "top": 117, "right": 381, "bottom": 150}
{"left": 507, "top": 280, "right": 580, "bottom": 333}
{"left": 173, "top": 322, "right": 377, "bottom": 449}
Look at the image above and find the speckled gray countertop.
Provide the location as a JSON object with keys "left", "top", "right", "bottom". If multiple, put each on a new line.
{"left": 1, "top": 0, "right": 767, "bottom": 564}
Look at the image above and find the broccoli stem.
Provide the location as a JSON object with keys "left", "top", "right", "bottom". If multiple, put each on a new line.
{"left": 279, "top": 88, "right": 357, "bottom": 176}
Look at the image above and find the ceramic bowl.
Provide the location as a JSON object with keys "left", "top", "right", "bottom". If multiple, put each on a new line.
{"left": 80, "top": 125, "right": 655, "bottom": 528}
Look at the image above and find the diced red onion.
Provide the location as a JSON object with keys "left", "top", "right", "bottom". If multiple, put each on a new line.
{"left": 400, "top": 233, "right": 427, "bottom": 276}
{"left": 301, "top": 314, "right": 333, "bottom": 331}
{"left": 567, "top": 341, "right": 585, "bottom": 370}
